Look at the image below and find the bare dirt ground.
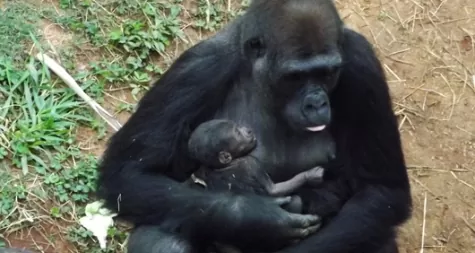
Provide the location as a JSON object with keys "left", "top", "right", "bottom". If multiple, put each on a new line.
{"left": 4, "top": 0, "right": 475, "bottom": 252}
{"left": 336, "top": 0, "right": 475, "bottom": 252}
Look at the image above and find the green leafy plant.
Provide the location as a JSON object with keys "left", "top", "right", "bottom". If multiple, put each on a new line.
{"left": 44, "top": 154, "right": 98, "bottom": 203}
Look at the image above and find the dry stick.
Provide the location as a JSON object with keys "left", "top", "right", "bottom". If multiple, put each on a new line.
{"left": 450, "top": 171, "right": 475, "bottom": 192}
{"left": 420, "top": 192, "right": 427, "bottom": 253}
{"left": 205, "top": 0, "right": 211, "bottom": 26}
{"left": 461, "top": 217, "right": 475, "bottom": 235}
{"left": 410, "top": 176, "right": 437, "bottom": 197}
{"left": 35, "top": 53, "right": 123, "bottom": 132}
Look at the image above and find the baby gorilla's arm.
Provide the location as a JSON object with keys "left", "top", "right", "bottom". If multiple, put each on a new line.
{"left": 267, "top": 167, "right": 324, "bottom": 196}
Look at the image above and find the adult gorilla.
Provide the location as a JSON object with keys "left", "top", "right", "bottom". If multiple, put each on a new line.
{"left": 96, "top": 0, "right": 412, "bottom": 252}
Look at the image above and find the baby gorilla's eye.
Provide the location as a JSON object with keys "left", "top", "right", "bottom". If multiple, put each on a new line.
{"left": 243, "top": 128, "right": 253, "bottom": 138}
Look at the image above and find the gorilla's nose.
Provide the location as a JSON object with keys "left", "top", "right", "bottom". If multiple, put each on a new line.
{"left": 302, "top": 93, "right": 329, "bottom": 121}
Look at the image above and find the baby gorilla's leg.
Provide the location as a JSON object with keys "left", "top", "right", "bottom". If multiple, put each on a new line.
{"left": 267, "top": 167, "right": 324, "bottom": 196}
{"left": 127, "top": 225, "right": 200, "bottom": 253}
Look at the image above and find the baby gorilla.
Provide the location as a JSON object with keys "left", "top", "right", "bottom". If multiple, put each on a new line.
{"left": 188, "top": 119, "right": 257, "bottom": 168}
{"left": 187, "top": 119, "right": 324, "bottom": 214}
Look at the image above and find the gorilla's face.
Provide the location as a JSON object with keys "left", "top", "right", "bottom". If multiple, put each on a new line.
{"left": 244, "top": 36, "right": 342, "bottom": 133}
{"left": 240, "top": 0, "right": 344, "bottom": 133}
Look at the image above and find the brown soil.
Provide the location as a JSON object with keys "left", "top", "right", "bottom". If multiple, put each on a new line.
{"left": 6, "top": 222, "right": 75, "bottom": 253}
{"left": 4, "top": 0, "right": 475, "bottom": 252}
{"left": 336, "top": 0, "right": 475, "bottom": 252}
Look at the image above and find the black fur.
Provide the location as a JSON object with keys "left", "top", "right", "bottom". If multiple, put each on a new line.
{"left": 188, "top": 119, "right": 257, "bottom": 168}
{"left": 96, "top": 0, "right": 412, "bottom": 252}
{"left": 186, "top": 119, "right": 325, "bottom": 215}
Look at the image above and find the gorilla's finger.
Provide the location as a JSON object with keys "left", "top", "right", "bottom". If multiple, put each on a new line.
{"left": 288, "top": 213, "right": 321, "bottom": 228}
{"left": 286, "top": 224, "right": 322, "bottom": 240}
{"left": 273, "top": 196, "right": 292, "bottom": 206}
{"left": 305, "top": 224, "right": 322, "bottom": 235}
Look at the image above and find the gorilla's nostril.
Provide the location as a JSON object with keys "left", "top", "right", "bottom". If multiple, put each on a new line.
{"left": 302, "top": 94, "right": 330, "bottom": 120}
{"left": 304, "top": 104, "right": 315, "bottom": 111}
{"left": 305, "top": 100, "right": 327, "bottom": 112}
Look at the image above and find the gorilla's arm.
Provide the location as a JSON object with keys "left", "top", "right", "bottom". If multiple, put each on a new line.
{"left": 279, "top": 28, "right": 412, "bottom": 253}
{"left": 96, "top": 28, "right": 241, "bottom": 226}
{"left": 298, "top": 176, "right": 351, "bottom": 219}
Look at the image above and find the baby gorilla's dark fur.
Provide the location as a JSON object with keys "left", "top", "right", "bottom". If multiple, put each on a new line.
{"left": 188, "top": 119, "right": 257, "bottom": 168}
{"left": 187, "top": 119, "right": 324, "bottom": 214}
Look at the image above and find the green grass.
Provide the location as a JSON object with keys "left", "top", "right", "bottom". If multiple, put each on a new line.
{"left": 0, "top": 0, "right": 248, "bottom": 251}
{"left": 0, "top": 3, "right": 41, "bottom": 62}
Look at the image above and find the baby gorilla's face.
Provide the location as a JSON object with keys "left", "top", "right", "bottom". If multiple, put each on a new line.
{"left": 218, "top": 125, "right": 257, "bottom": 165}
{"left": 231, "top": 125, "right": 257, "bottom": 155}
{"left": 229, "top": 125, "right": 257, "bottom": 156}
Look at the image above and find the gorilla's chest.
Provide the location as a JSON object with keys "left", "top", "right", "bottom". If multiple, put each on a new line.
{"left": 252, "top": 131, "right": 335, "bottom": 181}
{"left": 212, "top": 88, "right": 335, "bottom": 181}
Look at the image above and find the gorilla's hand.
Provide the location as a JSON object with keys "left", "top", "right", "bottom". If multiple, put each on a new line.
{"left": 219, "top": 195, "right": 321, "bottom": 251}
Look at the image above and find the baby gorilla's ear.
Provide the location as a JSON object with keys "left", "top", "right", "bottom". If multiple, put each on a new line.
{"left": 218, "top": 151, "right": 233, "bottom": 164}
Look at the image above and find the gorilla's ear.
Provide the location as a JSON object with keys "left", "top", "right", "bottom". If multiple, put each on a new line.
{"left": 219, "top": 151, "right": 233, "bottom": 164}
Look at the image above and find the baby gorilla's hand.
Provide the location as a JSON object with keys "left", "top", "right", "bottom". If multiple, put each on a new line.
{"left": 303, "top": 166, "right": 324, "bottom": 185}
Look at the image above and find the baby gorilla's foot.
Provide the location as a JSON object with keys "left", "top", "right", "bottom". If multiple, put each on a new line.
{"left": 303, "top": 166, "right": 324, "bottom": 185}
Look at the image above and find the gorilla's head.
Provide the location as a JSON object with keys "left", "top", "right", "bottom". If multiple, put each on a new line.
{"left": 241, "top": 0, "right": 344, "bottom": 133}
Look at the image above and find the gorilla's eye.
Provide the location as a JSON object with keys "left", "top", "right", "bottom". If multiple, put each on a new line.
{"left": 247, "top": 37, "right": 266, "bottom": 58}
{"left": 248, "top": 38, "right": 263, "bottom": 49}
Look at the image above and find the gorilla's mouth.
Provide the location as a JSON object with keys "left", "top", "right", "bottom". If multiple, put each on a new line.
{"left": 306, "top": 125, "right": 326, "bottom": 132}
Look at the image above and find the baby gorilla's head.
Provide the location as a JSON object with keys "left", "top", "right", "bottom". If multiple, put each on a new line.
{"left": 188, "top": 119, "right": 257, "bottom": 168}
